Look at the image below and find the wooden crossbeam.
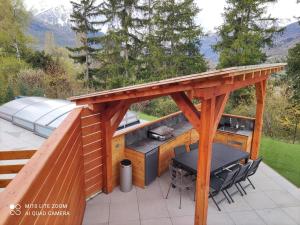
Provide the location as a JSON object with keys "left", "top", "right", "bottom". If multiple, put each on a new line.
{"left": 0, "top": 150, "right": 36, "bottom": 160}
{"left": 0, "top": 164, "right": 24, "bottom": 174}
{"left": 213, "top": 93, "right": 230, "bottom": 134}
{"left": 0, "top": 179, "right": 11, "bottom": 188}
{"left": 171, "top": 92, "right": 201, "bottom": 130}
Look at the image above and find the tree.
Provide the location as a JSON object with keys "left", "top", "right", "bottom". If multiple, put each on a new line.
{"left": 0, "top": 0, "right": 31, "bottom": 60}
{"left": 150, "top": 0, "right": 207, "bottom": 78}
{"left": 287, "top": 43, "right": 300, "bottom": 101}
{"left": 44, "top": 32, "right": 56, "bottom": 54}
{"left": 214, "top": 0, "right": 281, "bottom": 106}
{"left": 214, "top": 0, "right": 281, "bottom": 68}
{"left": 68, "top": 0, "right": 101, "bottom": 87}
{"left": 97, "top": 0, "right": 144, "bottom": 88}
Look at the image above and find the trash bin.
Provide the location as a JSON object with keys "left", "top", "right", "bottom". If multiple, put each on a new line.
{"left": 120, "top": 159, "right": 132, "bottom": 192}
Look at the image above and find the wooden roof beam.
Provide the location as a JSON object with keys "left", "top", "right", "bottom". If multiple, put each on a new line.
{"left": 171, "top": 92, "right": 201, "bottom": 130}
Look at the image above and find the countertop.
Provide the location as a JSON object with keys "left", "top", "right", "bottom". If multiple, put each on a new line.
{"left": 126, "top": 121, "right": 192, "bottom": 154}
{"left": 126, "top": 121, "right": 252, "bottom": 154}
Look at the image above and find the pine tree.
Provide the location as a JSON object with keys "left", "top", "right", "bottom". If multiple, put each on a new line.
{"left": 214, "top": 0, "right": 281, "bottom": 68}
{"left": 150, "top": 0, "right": 207, "bottom": 78}
{"left": 68, "top": 0, "right": 101, "bottom": 87}
{"left": 213, "top": 0, "right": 282, "bottom": 106}
{"left": 97, "top": 0, "right": 144, "bottom": 88}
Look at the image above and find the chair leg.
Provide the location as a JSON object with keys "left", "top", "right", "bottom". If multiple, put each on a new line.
{"left": 238, "top": 182, "right": 247, "bottom": 195}
{"left": 179, "top": 188, "right": 182, "bottom": 209}
{"left": 247, "top": 177, "right": 255, "bottom": 189}
{"left": 225, "top": 189, "right": 234, "bottom": 203}
{"left": 165, "top": 183, "right": 172, "bottom": 199}
{"left": 235, "top": 183, "right": 244, "bottom": 196}
{"left": 222, "top": 190, "right": 231, "bottom": 204}
{"left": 209, "top": 192, "right": 221, "bottom": 211}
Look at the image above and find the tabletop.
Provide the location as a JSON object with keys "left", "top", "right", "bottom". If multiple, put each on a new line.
{"left": 173, "top": 143, "right": 249, "bottom": 174}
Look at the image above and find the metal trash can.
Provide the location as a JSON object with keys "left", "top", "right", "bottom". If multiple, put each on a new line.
{"left": 120, "top": 159, "right": 132, "bottom": 192}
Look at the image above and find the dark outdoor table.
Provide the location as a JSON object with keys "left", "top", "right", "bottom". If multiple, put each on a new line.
{"left": 173, "top": 143, "right": 249, "bottom": 174}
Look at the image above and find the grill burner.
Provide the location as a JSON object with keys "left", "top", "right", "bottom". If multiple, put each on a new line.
{"left": 148, "top": 125, "right": 174, "bottom": 141}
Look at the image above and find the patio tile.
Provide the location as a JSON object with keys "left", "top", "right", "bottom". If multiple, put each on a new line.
{"left": 243, "top": 192, "right": 277, "bottom": 209}
{"left": 171, "top": 215, "right": 194, "bottom": 225}
{"left": 137, "top": 179, "right": 164, "bottom": 201}
{"left": 222, "top": 191, "right": 253, "bottom": 212}
{"left": 207, "top": 213, "right": 235, "bottom": 225}
{"left": 256, "top": 208, "right": 298, "bottom": 225}
{"left": 109, "top": 220, "right": 141, "bottom": 225}
{"left": 109, "top": 201, "right": 140, "bottom": 223}
{"left": 110, "top": 186, "right": 138, "bottom": 204}
{"left": 138, "top": 199, "right": 169, "bottom": 219}
{"left": 165, "top": 191, "right": 195, "bottom": 217}
{"left": 251, "top": 176, "right": 284, "bottom": 191}
{"left": 264, "top": 190, "right": 300, "bottom": 207}
{"left": 282, "top": 206, "right": 300, "bottom": 224}
{"left": 141, "top": 217, "right": 172, "bottom": 225}
{"left": 228, "top": 210, "right": 266, "bottom": 225}
{"left": 87, "top": 193, "right": 110, "bottom": 205}
{"left": 83, "top": 202, "right": 109, "bottom": 225}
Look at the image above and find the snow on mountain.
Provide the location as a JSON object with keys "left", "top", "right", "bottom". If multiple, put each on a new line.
{"left": 25, "top": 0, "right": 72, "bottom": 26}
{"left": 34, "top": 5, "right": 72, "bottom": 26}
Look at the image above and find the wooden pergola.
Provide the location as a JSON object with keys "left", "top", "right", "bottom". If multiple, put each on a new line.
{"left": 70, "top": 63, "right": 285, "bottom": 225}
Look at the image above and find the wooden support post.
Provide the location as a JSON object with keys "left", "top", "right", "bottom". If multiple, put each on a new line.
{"left": 194, "top": 97, "right": 215, "bottom": 225}
{"left": 100, "top": 101, "right": 131, "bottom": 193}
{"left": 251, "top": 80, "right": 267, "bottom": 160}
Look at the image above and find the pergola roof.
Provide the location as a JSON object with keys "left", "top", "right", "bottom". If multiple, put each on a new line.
{"left": 69, "top": 63, "right": 285, "bottom": 105}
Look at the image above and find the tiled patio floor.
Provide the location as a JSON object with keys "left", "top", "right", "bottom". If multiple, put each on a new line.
{"left": 83, "top": 162, "right": 300, "bottom": 225}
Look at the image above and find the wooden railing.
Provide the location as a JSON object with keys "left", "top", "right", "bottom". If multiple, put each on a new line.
{"left": 0, "top": 150, "right": 37, "bottom": 187}
{"left": 0, "top": 108, "right": 86, "bottom": 225}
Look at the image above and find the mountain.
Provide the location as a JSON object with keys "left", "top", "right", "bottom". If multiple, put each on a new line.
{"left": 200, "top": 22, "right": 300, "bottom": 66}
{"left": 266, "top": 22, "right": 300, "bottom": 61}
{"left": 27, "top": 3, "right": 76, "bottom": 49}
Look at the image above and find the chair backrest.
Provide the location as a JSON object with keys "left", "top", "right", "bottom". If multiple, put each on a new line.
{"left": 248, "top": 157, "right": 263, "bottom": 177}
{"left": 222, "top": 168, "right": 240, "bottom": 189}
{"left": 174, "top": 145, "right": 187, "bottom": 157}
{"left": 168, "top": 162, "right": 184, "bottom": 186}
{"left": 189, "top": 142, "right": 198, "bottom": 151}
{"left": 235, "top": 162, "right": 251, "bottom": 182}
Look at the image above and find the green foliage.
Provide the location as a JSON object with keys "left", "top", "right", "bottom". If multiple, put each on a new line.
{"left": 142, "top": 97, "right": 179, "bottom": 118}
{"left": 287, "top": 43, "right": 300, "bottom": 101}
{"left": 68, "top": 0, "right": 101, "bottom": 87}
{"left": 95, "top": 0, "right": 207, "bottom": 89}
{"left": 214, "top": 0, "right": 281, "bottom": 68}
{"left": 24, "top": 50, "right": 54, "bottom": 70}
{"left": 0, "top": 0, "right": 31, "bottom": 59}
{"left": 214, "top": 0, "right": 282, "bottom": 106}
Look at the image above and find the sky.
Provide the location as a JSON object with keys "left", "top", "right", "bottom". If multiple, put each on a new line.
{"left": 25, "top": 0, "right": 300, "bottom": 32}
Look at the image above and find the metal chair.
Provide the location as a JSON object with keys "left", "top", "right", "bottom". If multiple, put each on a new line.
{"left": 229, "top": 162, "right": 252, "bottom": 196}
{"left": 189, "top": 142, "right": 198, "bottom": 151}
{"left": 174, "top": 145, "right": 187, "bottom": 157}
{"left": 209, "top": 167, "right": 240, "bottom": 211}
{"left": 165, "top": 162, "right": 194, "bottom": 209}
{"left": 245, "top": 157, "right": 263, "bottom": 189}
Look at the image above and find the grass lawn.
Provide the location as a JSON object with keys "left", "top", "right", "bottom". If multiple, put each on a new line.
{"left": 260, "top": 137, "right": 300, "bottom": 187}
{"left": 137, "top": 112, "right": 158, "bottom": 121}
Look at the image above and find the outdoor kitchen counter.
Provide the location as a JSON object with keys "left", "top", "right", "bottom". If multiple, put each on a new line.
{"left": 126, "top": 121, "right": 193, "bottom": 154}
